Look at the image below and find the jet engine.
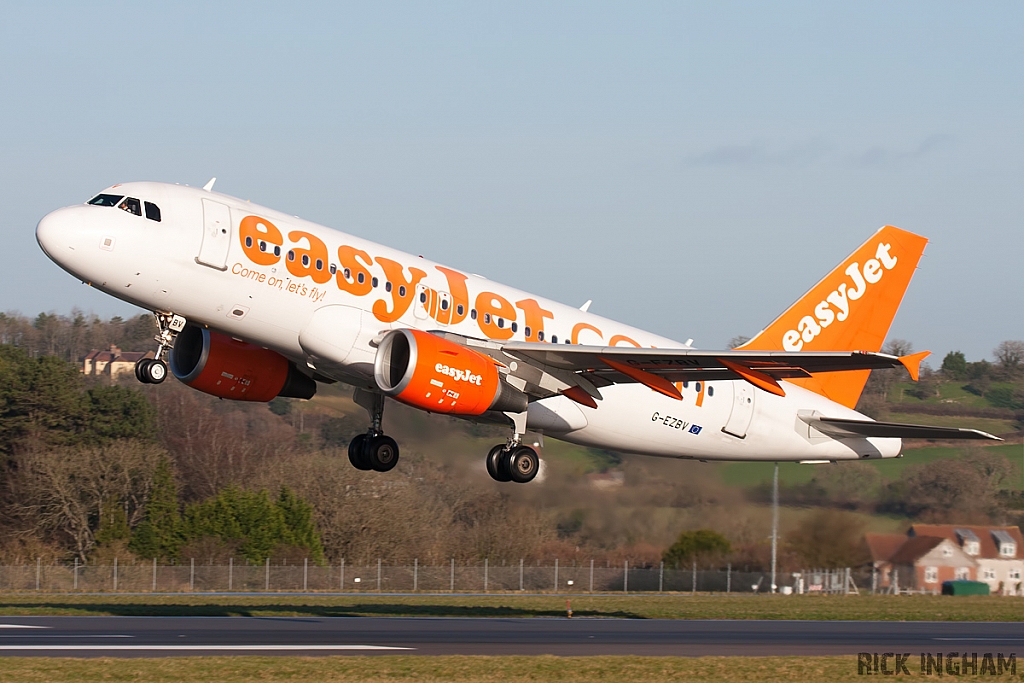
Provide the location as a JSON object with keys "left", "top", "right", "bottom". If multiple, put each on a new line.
{"left": 169, "top": 325, "right": 316, "bottom": 402}
{"left": 373, "top": 329, "right": 527, "bottom": 415}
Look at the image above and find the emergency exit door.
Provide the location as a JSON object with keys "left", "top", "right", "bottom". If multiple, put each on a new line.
{"left": 723, "top": 381, "right": 755, "bottom": 438}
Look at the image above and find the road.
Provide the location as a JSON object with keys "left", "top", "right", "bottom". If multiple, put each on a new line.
{"left": 1, "top": 617, "right": 1023, "bottom": 657}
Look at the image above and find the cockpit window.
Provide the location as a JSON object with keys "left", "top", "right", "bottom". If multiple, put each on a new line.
{"left": 144, "top": 201, "right": 161, "bottom": 222}
{"left": 88, "top": 194, "right": 124, "bottom": 207}
{"left": 118, "top": 197, "right": 142, "bottom": 216}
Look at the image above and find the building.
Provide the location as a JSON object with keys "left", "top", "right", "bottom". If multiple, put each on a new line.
{"left": 864, "top": 524, "right": 1024, "bottom": 595}
{"left": 82, "top": 345, "right": 152, "bottom": 381}
{"left": 909, "top": 525, "right": 1024, "bottom": 596}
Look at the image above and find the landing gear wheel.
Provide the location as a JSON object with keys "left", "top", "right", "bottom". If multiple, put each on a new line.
{"left": 366, "top": 435, "right": 399, "bottom": 472}
{"left": 508, "top": 445, "right": 540, "bottom": 484}
{"left": 144, "top": 359, "right": 167, "bottom": 384}
{"left": 348, "top": 434, "right": 373, "bottom": 471}
{"left": 486, "top": 445, "right": 512, "bottom": 482}
{"left": 135, "top": 359, "right": 152, "bottom": 384}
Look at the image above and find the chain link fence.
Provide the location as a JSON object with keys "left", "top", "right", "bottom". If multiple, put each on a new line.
{"left": 0, "top": 560, "right": 814, "bottom": 594}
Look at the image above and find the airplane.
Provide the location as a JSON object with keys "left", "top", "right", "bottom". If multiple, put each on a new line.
{"left": 35, "top": 180, "right": 999, "bottom": 483}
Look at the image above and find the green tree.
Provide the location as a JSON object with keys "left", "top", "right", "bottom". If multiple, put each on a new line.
{"left": 181, "top": 487, "right": 325, "bottom": 563}
{"left": 94, "top": 496, "right": 131, "bottom": 546}
{"left": 277, "top": 486, "right": 325, "bottom": 563}
{"left": 662, "top": 529, "right": 731, "bottom": 568}
{"left": 129, "top": 458, "right": 183, "bottom": 561}
{"left": 941, "top": 351, "right": 967, "bottom": 380}
{"left": 85, "top": 385, "right": 156, "bottom": 443}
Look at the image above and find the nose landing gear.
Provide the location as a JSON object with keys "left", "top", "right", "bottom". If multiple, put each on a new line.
{"left": 134, "top": 312, "right": 186, "bottom": 385}
{"left": 347, "top": 389, "right": 401, "bottom": 473}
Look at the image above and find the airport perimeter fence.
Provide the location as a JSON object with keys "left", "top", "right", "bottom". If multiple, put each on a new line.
{"left": 0, "top": 560, "right": 843, "bottom": 594}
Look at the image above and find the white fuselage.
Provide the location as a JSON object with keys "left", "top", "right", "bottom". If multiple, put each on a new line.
{"left": 36, "top": 181, "right": 900, "bottom": 462}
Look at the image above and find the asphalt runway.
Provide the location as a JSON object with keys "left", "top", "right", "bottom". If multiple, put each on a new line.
{"left": 1, "top": 617, "right": 1024, "bottom": 657}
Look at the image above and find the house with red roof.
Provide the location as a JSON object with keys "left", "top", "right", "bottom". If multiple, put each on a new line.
{"left": 864, "top": 525, "right": 1024, "bottom": 595}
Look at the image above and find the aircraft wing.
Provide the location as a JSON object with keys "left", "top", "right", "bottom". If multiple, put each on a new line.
{"left": 496, "top": 341, "right": 928, "bottom": 400}
{"left": 801, "top": 416, "right": 1002, "bottom": 441}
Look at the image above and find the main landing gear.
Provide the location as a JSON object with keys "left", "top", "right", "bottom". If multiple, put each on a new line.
{"left": 135, "top": 312, "right": 186, "bottom": 385}
{"left": 348, "top": 390, "right": 400, "bottom": 473}
{"left": 485, "top": 411, "right": 540, "bottom": 484}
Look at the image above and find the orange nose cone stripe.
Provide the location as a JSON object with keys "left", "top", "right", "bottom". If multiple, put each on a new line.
{"left": 599, "top": 357, "right": 683, "bottom": 401}
{"left": 717, "top": 358, "right": 787, "bottom": 397}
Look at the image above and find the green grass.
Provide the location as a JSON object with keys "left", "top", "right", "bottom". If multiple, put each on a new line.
{"left": 887, "top": 380, "right": 1018, "bottom": 408}
{"left": 0, "top": 655, "right": 874, "bottom": 683}
{"left": 887, "top": 412, "right": 1017, "bottom": 435}
{"left": 1, "top": 593, "right": 1024, "bottom": 622}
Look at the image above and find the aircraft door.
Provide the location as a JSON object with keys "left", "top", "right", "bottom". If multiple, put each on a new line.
{"left": 197, "top": 199, "right": 232, "bottom": 270}
{"left": 722, "top": 381, "right": 755, "bottom": 438}
{"left": 414, "top": 284, "right": 430, "bottom": 320}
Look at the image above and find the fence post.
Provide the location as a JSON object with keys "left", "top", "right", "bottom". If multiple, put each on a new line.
{"left": 73, "top": 557, "right": 78, "bottom": 590}
{"left": 36, "top": 557, "right": 40, "bottom": 591}
{"left": 450, "top": 558, "right": 455, "bottom": 592}
{"left": 554, "top": 558, "right": 559, "bottom": 592}
{"left": 341, "top": 558, "right": 345, "bottom": 591}
{"left": 152, "top": 558, "right": 157, "bottom": 592}
{"left": 484, "top": 558, "right": 488, "bottom": 592}
{"left": 377, "top": 558, "right": 381, "bottom": 592}
{"left": 191, "top": 558, "right": 195, "bottom": 592}
{"left": 414, "top": 558, "right": 418, "bottom": 592}
{"left": 304, "top": 558, "right": 308, "bottom": 592}
{"left": 727, "top": 563, "right": 731, "bottom": 594}
{"left": 264, "top": 558, "right": 269, "bottom": 591}
{"left": 519, "top": 559, "right": 524, "bottom": 591}
{"left": 228, "top": 557, "right": 233, "bottom": 591}
{"left": 590, "top": 559, "right": 594, "bottom": 593}
{"left": 113, "top": 557, "right": 118, "bottom": 591}
{"left": 692, "top": 560, "right": 696, "bottom": 596}
{"left": 624, "top": 560, "right": 628, "bottom": 593}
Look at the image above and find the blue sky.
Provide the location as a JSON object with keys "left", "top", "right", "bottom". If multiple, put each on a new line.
{"left": 1, "top": 1, "right": 1021, "bottom": 360}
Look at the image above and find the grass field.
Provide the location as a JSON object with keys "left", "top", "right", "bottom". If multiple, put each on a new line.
{"left": 2, "top": 593, "right": 1024, "bottom": 622}
{"left": 0, "top": 655, "right": 878, "bottom": 683}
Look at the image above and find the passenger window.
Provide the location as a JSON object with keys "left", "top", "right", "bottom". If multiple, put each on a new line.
{"left": 483, "top": 313, "right": 491, "bottom": 324}
{"left": 708, "top": 386, "right": 715, "bottom": 397}
{"left": 385, "top": 282, "right": 393, "bottom": 293}
{"left": 88, "top": 194, "right": 123, "bottom": 207}
{"left": 329, "top": 264, "right": 336, "bottom": 275}
{"left": 315, "top": 259, "right": 323, "bottom": 271}
{"left": 118, "top": 197, "right": 142, "bottom": 216}
{"left": 497, "top": 317, "right": 504, "bottom": 329}
{"left": 524, "top": 326, "right": 531, "bottom": 338}
{"left": 419, "top": 292, "right": 427, "bottom": 303}
{"left": 551, "top": 335, "right": 558, "bottom": 344}
{"left": 511, "top": 322, "right": 518, "bottom": 333}
{"left": 356, "top": 272, "right": 364, "bottom": 284}
{"left": 537, "top": 331, "right": 544, "bottom": 342}
{"left": 372, "top": 277, "right": 379, "bottom": 288}
{"left": 470, "top": 309, "right": 477, "bottom": 320}
{"left": 440, "top": 299, "right": 449, "bottom": 310}
{"left": 144, "top": 201, "right": 161, "bottom": 222}
{"left": 456, "top": 304, "right": 465, "bottom": 316}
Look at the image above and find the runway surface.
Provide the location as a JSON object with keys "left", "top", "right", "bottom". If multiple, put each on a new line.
{"left": 1, "top": 617, "right": 1024, "bottom": 657}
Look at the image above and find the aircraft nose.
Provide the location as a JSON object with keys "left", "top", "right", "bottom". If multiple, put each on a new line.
{"left": 36, "top": 208, "right": 74, "bottom": 261}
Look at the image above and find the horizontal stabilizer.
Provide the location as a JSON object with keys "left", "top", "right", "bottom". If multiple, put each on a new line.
{"left": 803, "top": 416, "right": 1002, "bottom": 441}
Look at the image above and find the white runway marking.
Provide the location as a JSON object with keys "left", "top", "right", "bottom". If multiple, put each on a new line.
{"left": 0, "top": 635, "right": 133, "bottom": 639}
{"left": 0, "top": 625, "right": 48, "bottom": 629}
{"left": 0, "top": 644, "right": 413, "bottom": 651}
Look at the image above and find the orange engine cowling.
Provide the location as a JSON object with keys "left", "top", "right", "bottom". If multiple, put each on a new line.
{"left": 373, "top": 329, "right": 527, "bottom": 415}
{"left": 169, "top": 325, "right": 316, "bottom": 402}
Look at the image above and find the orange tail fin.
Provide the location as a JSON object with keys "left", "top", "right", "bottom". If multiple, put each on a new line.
{"left": 739, "top": 226, "right": 928, "bottom": 409}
